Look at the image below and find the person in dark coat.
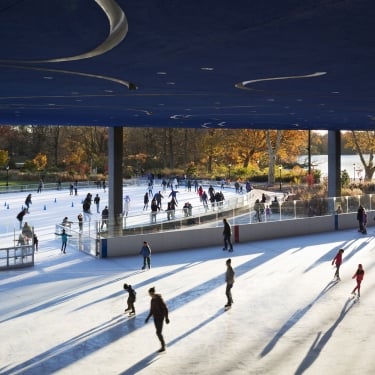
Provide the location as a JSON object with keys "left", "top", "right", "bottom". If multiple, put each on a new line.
{"left": 94, "top": 194, "right": 100, "bottom": 213}
{"left": 145, "top": 287, "right": 170, "bottom": 352}
{"left": 16, "top": 208, "right": 28, "bottom": 229}
{"left": 357, "top": 205, "right": 365, "bottom": 233}
{"left": 139, "top": 241, "right": 151, "bottom": 270}
{"left": 101, "top": 206, "right": 108, "bottom": 230}
{"left": 150, "top": 199, "right": 158, "bottom": 223}
{"left": 33, "top": 233, "right": 39, "bottom": 251}
{"left": 225, "top": 258, "right": 235, "bottom": 309}
{"left": 143, "top": 192, "right": 149, "bottom": 210}
{"left": 222, "top": 218, "right": 233, "bottom": 252}
{"left": 123, "top": 283, "right": 136, "bottom": 315}
{"left": 77, "top": 213, "right": 83, "bottom": 232}
{"left": 25, "top": 194, "right": 32, "bottom": 212}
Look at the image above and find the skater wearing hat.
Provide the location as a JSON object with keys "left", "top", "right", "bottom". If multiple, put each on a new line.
{"left": 123, "top": 283, "right": 136, "bottom": 316}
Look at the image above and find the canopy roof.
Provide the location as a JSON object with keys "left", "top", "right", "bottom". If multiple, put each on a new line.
{"left": 0, "top": 0, "right": 374, "bottom": 130}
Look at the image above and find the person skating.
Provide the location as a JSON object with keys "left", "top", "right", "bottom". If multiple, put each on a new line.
{"left": 351, "top": 264, "right": 365, "bottom": 298}
{"left": 94, "top": 194, "right": 100, "bottom": 213}
{"left": 357, "top": 205, "right": 365, "bottom": 233}
{"left": 225, "top": 258, "right": 235, "bottom": 309}
{"left": 16, "top": 208, "right": 28, "bottom": 229}
{"left": 222, "top": 218, "right": 233, "bottom": 252}
{"left": 33, "top": 233, "right": 39, "bottom": 251}
{"left": 140, "top": 241, "right": 151, "bottom": 270}
{"left": 101, "top": 206, "right": 109, "bottom": 230}
{"left": 145, "top": 287, "right": 170, "bottom": 353}
{"left": 25, "top": 193, "right": 32, "bottom": 212}
{"left": 331, "top": 248, "right": 344, "bottom": 281}
{"left": 143, "top": 192, "right": 149, "bottom": 210}
{"left": 77, "top": 213, "right": 83, "bottom": 232}
{"left": 123, "top": 283, "right": 136, "bottom": 316}
{"left": 55, "top": 229, "right": 72, "bottom": 254}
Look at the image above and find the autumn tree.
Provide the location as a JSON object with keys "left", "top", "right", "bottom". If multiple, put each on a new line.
{"left": 0, "top": 149, "right": 9, "bottom": 167}
{"left": 33, "top": 153, "right": 48, "bottom": 171}
{"left": 344, "top": 131, "right": 375, "bottom": 181}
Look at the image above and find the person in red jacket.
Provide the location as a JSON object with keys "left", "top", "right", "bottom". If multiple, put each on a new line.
{"left": 331, "top": 249, "right": 344, "bottom": 281}
{"left": 351, "top": 264, "right": 365, "bottom": 298}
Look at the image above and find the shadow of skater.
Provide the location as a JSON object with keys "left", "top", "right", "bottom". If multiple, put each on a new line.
{"left": 294, "top": 297, "right": 358, "bottom": 375}
{"left": 260, "top": 280, "right": 339, "bottom": 357}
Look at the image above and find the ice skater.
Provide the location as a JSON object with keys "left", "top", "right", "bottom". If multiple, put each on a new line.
{"left": 25, "top": 193, "right": 32, "bottom": 212}
{"left": 351, "top": 264, "right": 365, "bottom": 298}
{"left": 222, "top": 218, "right": 233, "bottom": 252}
{"left": 145, "top": 287, "right": 170, "bottom": 352}
{"left": 331, "top": 248, "right": 344, "bottom": 281}
{"left": 143, "top": 192, "right": 149, "bottom": 210}
{"left": 225, "top": 258, "right": 235, "bottom": 309}
{"left": 123, "top": 283, "right": 136, "bottom": 316}
{"left": 140, "top": 241, "right": 151, "bottom": 270}
{"left": 55, "top": 229, "right": 72, "bottom": 254}
{"left": 16, "top": 208, "right": 28, "bottom": 229}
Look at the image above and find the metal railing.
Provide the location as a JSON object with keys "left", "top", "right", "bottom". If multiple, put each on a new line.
{"left": 94, "top": 192, "right": 375, "bottom": 237}
{"left": 0, "top": 244, "right": 34, "bottom": 270}
{"left": 55, "top": 223, "right": 99, "bottom": 257}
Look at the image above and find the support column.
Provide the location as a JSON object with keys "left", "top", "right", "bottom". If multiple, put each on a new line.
{"left": 108, "top": 127, "right": 123, "bottom": 233}
{"left": 327, "top": 130, "right": 341, "bottom": 198}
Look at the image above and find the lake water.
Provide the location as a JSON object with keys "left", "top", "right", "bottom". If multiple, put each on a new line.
{"left": 298, "top": 154, "right": 369, "bottom": 178}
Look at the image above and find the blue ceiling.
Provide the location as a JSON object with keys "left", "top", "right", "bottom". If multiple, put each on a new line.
{"left": 0, "top": 0, "right": 374, "bottom": 130}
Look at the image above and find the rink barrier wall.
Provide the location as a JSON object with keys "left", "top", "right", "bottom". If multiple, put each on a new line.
{"left": 101, "top": 212, "right": 370, "bottom": 257}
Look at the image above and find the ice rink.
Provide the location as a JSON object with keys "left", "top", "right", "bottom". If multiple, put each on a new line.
{"left": 0, "top": 183, "right": 374, "bottom": 374}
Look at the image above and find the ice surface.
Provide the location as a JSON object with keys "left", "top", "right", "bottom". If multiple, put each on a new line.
{"left": 0, "top": 183, "right": 374, "bottom": 374}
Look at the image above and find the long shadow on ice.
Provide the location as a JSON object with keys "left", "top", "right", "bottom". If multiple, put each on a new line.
{"left": 259, "top": 279, "right": 339, "bottom": 357}
{"left": 294, "top": 297, "right": 358, "bottom": 375}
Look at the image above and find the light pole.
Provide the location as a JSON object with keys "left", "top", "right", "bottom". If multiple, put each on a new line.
{"left": 5, "top": 165, "right": 9, "bottom": 187}
{"left": 353, "top": 163, "right": 356, "bottom": 181}
{"left": 279, "top": 166, "right": 282, "bottom": 191}
{"left": 228, "top": 164, "right": 232, "bottom": 180}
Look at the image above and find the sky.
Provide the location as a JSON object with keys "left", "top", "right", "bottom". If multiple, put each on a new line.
{"left": 0, "top": 183, "right": 374, "bottom": 375}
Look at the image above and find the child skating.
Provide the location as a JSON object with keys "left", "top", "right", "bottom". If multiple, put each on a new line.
{"left": 351, "top": 264, "right": 365, "bottom": 298}
{"left": 123, "top": 283, "right": 136, "bottom": 316}
{"left": 331, "top": 249, "right": 344, "bottom": 281}
{"left": 55, "top": 229, "right": 72, "bottom": 254}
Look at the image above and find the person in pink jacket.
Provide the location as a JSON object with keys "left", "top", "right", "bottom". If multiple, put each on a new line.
{"left": 331, "top": 249, "right": 344, "bottom": 281}
{"left": 351, "top": 264, "right": 365, "bottom": 298}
